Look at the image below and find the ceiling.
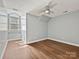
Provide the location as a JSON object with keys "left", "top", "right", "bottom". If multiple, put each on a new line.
{"left": 0, "top": 0, "right": 79, "bottom": 17}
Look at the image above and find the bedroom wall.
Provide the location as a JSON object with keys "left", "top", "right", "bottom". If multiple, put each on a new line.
{"left": 8, "top": 31, "right": 21, "bottom": 40}
{"left": 48, "top": 11, "right": 79, "bottom": 44}
{"left": 26, "top": 13, "right": 50, "bottom": 43}
{"left": 0, "top": 14, "right": 8, "bottom": 42}
{"left": 0, "top": 11, "right": 8, "bottom": 59}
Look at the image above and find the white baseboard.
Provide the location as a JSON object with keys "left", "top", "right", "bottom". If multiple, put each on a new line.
{"left": 26, "top": 37, "right": 79, "bottom": 47}
{"left": 27, "top": 37, "right": 48, "bottom": 44}
{"left": 47, "top": 37, "right": 79, "bottom": 47}
{"left": 8, "top": 38, "right": 21, "bottom": 42}
{"left": 0, "top": 37, "right": 78, "bottom": 59}
{"left": 0, "top": 41, "right": 8, "bottom": 59}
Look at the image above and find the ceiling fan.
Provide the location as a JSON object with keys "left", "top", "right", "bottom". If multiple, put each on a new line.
{"left": 39, "top": 0, "right": 57, "bottom": 16}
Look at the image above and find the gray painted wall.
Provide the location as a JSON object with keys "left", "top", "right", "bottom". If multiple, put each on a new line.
{"left": 0, "top": 14, "right": 8, "bottom": 59}
{"left": 27, "top": 14, "right": 50, "bottom": 43}
{"left": 8, "top": 31, "right": 21, "bottom": 39}
{"left": 0, "top": 14, "right": 8, "bottom": 42}
{"left": 48, "top": 11, "right": 79, "bottom": 44}
{"left": 0, "top": 31, "right": 7, "bottom": 41}
{"left": 0, "top": 31, "right": 8, "bottom": 59}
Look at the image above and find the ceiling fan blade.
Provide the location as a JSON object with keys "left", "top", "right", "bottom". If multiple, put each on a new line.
{"left": 30, "top": 0, "right": 57, "bottom": 16}
{"left": 48, "top": 0, "right": 53, "bottom": 5}
{"left": 37, "top": 8, "right": 47, "bottom": 15}
{"left": 49, "top": 3, "right": 57, "bottom": 8}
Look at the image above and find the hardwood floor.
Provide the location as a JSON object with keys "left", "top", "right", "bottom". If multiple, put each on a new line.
{"left": 3, "top": 39, "right": 79, "bottom": 59}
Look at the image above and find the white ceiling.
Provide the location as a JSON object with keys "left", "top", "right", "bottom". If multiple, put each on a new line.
{"left": 0, "top": 0, "right": 79, "bottom": 17}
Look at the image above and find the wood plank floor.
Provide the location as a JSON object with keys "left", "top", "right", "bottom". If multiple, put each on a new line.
{"left": 3, "top": 39, "right": 79, "bottom": 59}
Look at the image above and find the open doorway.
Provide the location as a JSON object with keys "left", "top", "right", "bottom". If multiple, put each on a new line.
{"left": 8, "top": 13, "right": 22, "bottom": 41}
